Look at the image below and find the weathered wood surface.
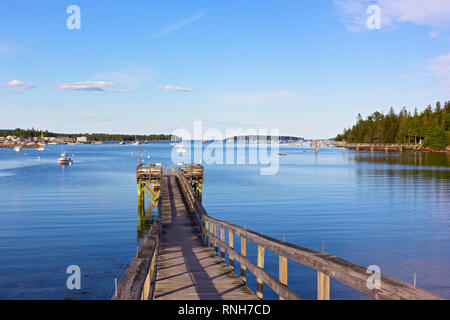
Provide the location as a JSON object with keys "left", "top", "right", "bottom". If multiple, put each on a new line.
{"left": 204, "top": 215, "right": 444, "bottom": 300}
{"left": 153, "top": 173, "right": 257, "bottom": 300}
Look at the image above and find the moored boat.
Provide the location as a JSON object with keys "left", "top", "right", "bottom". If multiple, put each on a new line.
{"left": 58, "top": 152, "right": 73, "bottom": 165}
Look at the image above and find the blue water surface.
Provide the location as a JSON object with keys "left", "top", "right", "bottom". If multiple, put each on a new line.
{"left": 0, "top": 143, "right": 448, "bottom": 299}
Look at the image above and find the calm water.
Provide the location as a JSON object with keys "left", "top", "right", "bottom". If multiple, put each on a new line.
{"left": 0, "top": 143, "right": 449, "bottom": 300}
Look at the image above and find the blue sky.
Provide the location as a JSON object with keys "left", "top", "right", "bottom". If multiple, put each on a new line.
{"left": 0, "top": 0, "right": 449, "bottom": 138}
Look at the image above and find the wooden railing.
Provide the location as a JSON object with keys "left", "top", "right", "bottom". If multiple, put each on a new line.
{"left": 136, "top": 163, "right": 166, "bottom": 184}
{"left": 176, "top": 171, "right": 444, "bottom": 300}
{"left": 113, "top": 176, "right": 165, "bottom": 300}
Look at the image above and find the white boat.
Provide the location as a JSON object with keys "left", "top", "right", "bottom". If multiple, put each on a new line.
{"left": 58, "top": 152, "right": 73, "bottom": 165}
{"left": 14, "top": 146, "right": 21, "bottom": 152}
{"left": 118, "top": 141, "right": 125, "bottom": 145}
{"left": 37, "top": 144, "right": 45, "bottom": 151}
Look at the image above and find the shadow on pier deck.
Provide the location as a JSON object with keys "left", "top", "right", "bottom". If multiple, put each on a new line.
{"left": 113, "top": 163, "right": 445, "bottom": 301}
{"left": 154, "top": 173, "right": 257, "bottom": 300}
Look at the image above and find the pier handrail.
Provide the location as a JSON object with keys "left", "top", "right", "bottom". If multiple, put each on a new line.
{"left": 113, "top": 176, "right": 165, "bottom": 300}
{"left": 176, "top": 171, "right": 444, "bottom": 300}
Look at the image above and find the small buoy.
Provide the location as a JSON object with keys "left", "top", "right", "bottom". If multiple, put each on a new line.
{"left": 148, "top": 155, "right": 150, "bottom": 159}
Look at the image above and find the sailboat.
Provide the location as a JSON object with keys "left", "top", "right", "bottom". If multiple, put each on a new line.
{"left": 37, "top": 130, "right": 45, "bottom": 151}
{"left": 132, "top": 136, "right": 140, "bottom": 145}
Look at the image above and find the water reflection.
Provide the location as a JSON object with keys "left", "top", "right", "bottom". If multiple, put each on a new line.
{"left": 353, "top": 151, "right": 450, "bottom": 168}
{"left": 137, "top": 203, "right": 156, "bottom": 241}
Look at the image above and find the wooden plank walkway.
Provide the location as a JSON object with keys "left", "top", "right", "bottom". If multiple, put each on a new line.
{"left": 154, "top": 173, "right": 258, "bottom": 300}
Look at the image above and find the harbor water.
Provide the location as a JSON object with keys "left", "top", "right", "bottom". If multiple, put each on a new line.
{"left": 0, "top": 143, "right": 448, "bottom": 299}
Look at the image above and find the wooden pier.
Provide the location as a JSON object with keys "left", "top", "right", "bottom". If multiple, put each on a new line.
{"left": 113, "top": 163, "right": 445, "bottom": 300}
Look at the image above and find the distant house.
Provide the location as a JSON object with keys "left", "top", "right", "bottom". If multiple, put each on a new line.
{"left": 77, "top": 136, "right": 88, "bottom": 144}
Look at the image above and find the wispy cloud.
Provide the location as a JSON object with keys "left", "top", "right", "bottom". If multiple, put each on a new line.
{"left": 216, "top": 90, "right": 301, "bottom": 106}
{"left": 52, "top": 81, "right": 131, "bottom": 93}
{"left": 424, "top": 52, "right": 450, "bottom": 92}
{"left": 0, "top": 80, "right": 36, "bottom": 89}
{"left": 93, "top": 64, "right": 150, "bottom": 90}
{"left": 158, "top": 85, "right": 192, "bottom": 93}
{"left": 334, "top": 0, "right": 450, "bottom": 33}
{"left": 0, "top": 44, "right": 23, "bottom": 56}
{"left": 152, "top": 11, "right": 206, "bottom": 38}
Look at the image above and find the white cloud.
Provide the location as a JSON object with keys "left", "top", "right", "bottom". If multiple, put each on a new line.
{"left": 53, "top": 81, "right": 131, "bottom": 93}
{"left": 334, "top": 0, "right": 450, "bottom": 32}
{"left": 152, "top": 11, "right": 206, "bottom": 38}
{"left": 1, "top": 80, "right": 36, "bottom": 89}
{"left": 424, "top": 52, "right": 450, "bottom": 91}
{"left": 158, "top": 85, "right": 192, "bottom": 93}
{"left": 217, "top": 90, "right": 301, "bottom": 106}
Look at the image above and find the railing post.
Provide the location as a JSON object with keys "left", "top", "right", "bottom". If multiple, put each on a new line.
{"left": 229, "top": 230, "right": 234, "bottom": 270}
{"left": 241, "top": 237, "right": 247, "bottom": 284}
{"left": 214, "top": 224, "right": 219, "bottom": 255}
{"left": 279, "top": 256, "right": 288, "bottom": 300}
{"left": 317, "top": 271, "right": 330, "bottom": 300}
{"left": 220, "top": 227, "right": 225, "bottom": 261}
{"left": 257, "top": 245, "right": 265, "bottom": 299}
{"left": 205, "top": 219, "right": 209, "bottom": 247}
{"left": 209, "top": 223, "right": 214, "bottom": 251}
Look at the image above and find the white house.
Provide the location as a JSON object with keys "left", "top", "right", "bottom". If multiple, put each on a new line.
{"left": 77, "top": 136, "right": 88, "bottom": 143}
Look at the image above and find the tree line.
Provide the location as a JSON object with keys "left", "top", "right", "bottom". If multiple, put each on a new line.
{"left": 335, "top": 101, "right": 450, "bottom": 149}
{"left": 0, "top": 128, "right": 173, "bottom": 142}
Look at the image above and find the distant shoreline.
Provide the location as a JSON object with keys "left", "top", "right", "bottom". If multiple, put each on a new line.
{"left": 332, "top": 141, "right": 450, "bottom": 153}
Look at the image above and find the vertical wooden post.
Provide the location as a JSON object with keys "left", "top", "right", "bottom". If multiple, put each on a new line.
{"left": 220, "top": 227, "right": 225, "bottom": 261}
{"left": 317, "top": 271, "right": 330, "bottom": 300}
{"left": 229, "top": 230, "right": 234, "bottom": 270}
{"left": 210, "top": 223, "right": 214, "bottom": 251}
{"left": 279, "top": 256, "right": 288, "bottom": 300}
{"left": 257, "top": 245, "right": 265, "bottom": 299}
{"left": 241, "top": 237, "right": 247, "bottom": 283}
{"left": 214, "top": 224, "right": 219, "bottom": 255}
{"left": 205, "top": 220, "right": 209, "bottom": 247}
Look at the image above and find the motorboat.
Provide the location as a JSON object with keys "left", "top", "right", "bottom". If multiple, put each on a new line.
{"left": 14, "top": 146, "right": 21, "bottom": 152}
{"left": 58, "top": 152, "right": 73, "bottom": 165}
